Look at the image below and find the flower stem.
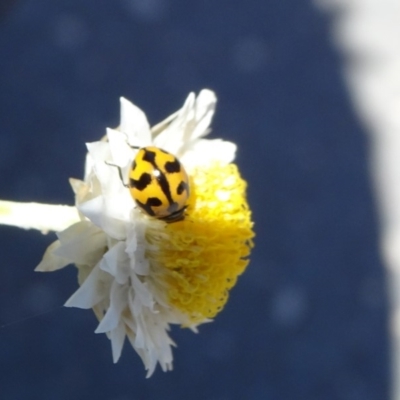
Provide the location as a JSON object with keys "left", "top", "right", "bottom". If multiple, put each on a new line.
{"left": 0, "top": 200, "right": 79, "bottom": 233}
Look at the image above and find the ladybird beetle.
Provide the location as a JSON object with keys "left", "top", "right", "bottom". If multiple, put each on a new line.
{"left": 110, "top": 146, "right": 190, "bottom": 222}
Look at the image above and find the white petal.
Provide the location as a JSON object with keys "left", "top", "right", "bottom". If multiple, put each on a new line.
{"left": 101, "top": 242, "right": 130, "bottom": 284}
{"left": 131, "top": 250, "right": 149, "bottom": 275}
{"left": 69, "top": 178, "right": 88, "bottom": 198}
{"left": 95, "top": 280, "right": 128, "bottom": 333}
{"left": 85, "top": 142, "right": 123, "bottom": 200}
{"left": 150, "top": 110, "right": 179, "bottom": 136}
{"left": 136, "top": 312, "right": 172, "bottom": 377}
{"left": 135, "top": 315, "right": 151, "bottom": 351}
{"left": 129, "top": 291, "right": 145, "bottom": 348}
{"left": 145, "top": 351, "right": 158, "bottom": 378}
{"left": 78, "top": 196, "right": 131, "bottom": 240}
{"left": 120, "top": 97, "right": 152, "bottom": 146}
{"left": 126, "top": 218, "right": 149, "bottom": 275}
{"left": 130, "top": 275, "right": 154, "bottom": 314}
{"left": 123, "top": 306, "right": 174, "bottom": 377}
{"left": 106, "top": 128, "right": 134, "bottom": 168}
{"left": 153, "top": 90, "right": 217, "bottom": 156}
{"left": 64, "top": 264, "right": 106, "bottom": 308}
{"left": 86, "top": 143, "right": 122, "bottom": 195}
{"left": 57, "top": 220, "right": 92, "bottom": 242}
{"left": 109, "top": 321, "right": 126, "bottom": 363}
{"left": 126, "top": 329, "right": 150, "bottom": 371}
{"left": 77, "top": 196, "right": 103, "bottom": 225}
{"left": 54, "top": 221, "right": 107, "bottom": 265}
{"left": 86, "top": 141, "right": 110, "bottom": 164}
{"left": 189, "top": 89, "right": 217, "bottom": 141}
{"left": 35, "top": 240, "right": 70, "bottom": 272}
{"left": 153, "top": 92, "right": 195, "bottom": 153}
{"left": 103, "top": 190, "right": 133, "bottom": 218}
{"left": 180, "top": 139, "right": 237, "bottom": 170}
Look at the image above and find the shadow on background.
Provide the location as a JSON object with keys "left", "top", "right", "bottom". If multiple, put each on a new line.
{"left": 0, "top": 1, "right": 390, "bottom": 399}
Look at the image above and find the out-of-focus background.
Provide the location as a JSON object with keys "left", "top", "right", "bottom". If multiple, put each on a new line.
{"left": 0, "top": 1, "right": 390, "bottom": 399}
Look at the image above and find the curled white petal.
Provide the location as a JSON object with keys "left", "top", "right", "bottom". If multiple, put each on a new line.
{"left": 153, "top": 89, "right": 217, "bottom": 157}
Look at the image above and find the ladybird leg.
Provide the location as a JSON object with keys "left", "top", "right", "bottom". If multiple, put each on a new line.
{"left": 127, "top": 144, "right": 140, "bottom": 150}
{"left": 105, "top": 161, "right": 129, "bottom": 188}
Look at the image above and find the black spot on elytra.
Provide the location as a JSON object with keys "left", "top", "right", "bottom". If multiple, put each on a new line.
{"left": 135, "top": 199, "right": 155, "bottom": 216}
{"left": 176, "top": 180, "right": 189, "bottom": 195}
{"left": 147, "top": 197, "right": 163, "bottom": 206}
{"left": 156, "top": 173, "right": 174, "bottom": 204}
{"left": 135, "top": 197, "right": 164, "bottom": 218}
{"left": 164, "top": 160, "right": 181, "bottom": 173}
{"left": 142, "top": 149, "right": 156, "bottom": 164}
{"left": 130, "top": 173, "right": 151, "bottom": 190}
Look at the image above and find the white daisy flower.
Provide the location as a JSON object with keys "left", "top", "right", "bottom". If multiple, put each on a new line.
{"left": 0, "top": 89, "right": 254, "bottom": 377}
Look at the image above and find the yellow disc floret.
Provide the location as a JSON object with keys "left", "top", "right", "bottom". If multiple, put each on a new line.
{"left": 146, "top": 162, "right": 255, "bottom": 325}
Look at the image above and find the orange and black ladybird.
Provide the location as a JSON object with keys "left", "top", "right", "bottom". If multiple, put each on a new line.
{"left": 111, "top": 146, "right": 190, "bottom": 222}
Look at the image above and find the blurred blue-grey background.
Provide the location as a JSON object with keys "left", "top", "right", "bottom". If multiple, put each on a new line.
{"left": 0, "top": 1, "right": 390, "bottom": 399}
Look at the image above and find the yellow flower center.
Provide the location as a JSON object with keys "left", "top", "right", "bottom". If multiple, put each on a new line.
{"left": 147, "top": 162, "right": 254, "bottom": 325}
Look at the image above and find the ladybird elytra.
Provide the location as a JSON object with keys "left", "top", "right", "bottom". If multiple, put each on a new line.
{"left": 128, "top": 146, "right": 190, "bottom": 222}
